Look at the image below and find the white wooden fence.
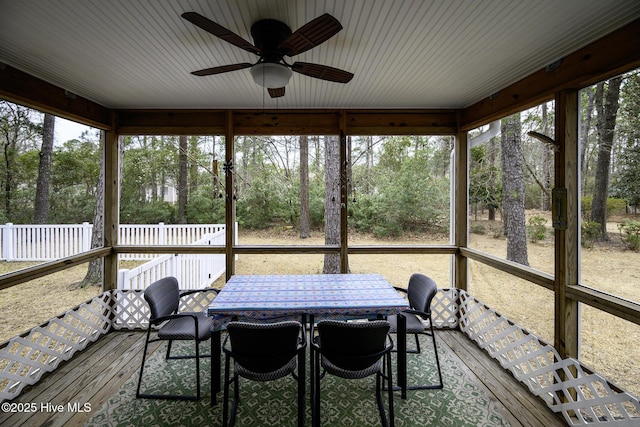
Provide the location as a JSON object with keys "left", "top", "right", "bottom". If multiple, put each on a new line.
{"left": 0, "top": 222, "right": 226, "bottom": 261}
{"left": 119, "top": 223, "right": 227, "bottom": 260}
{"left": 0, "top": 222, "right": 231, "bottom": 290}
{"left": 0, "top": 222, "right": 93, "bottom": 261}
{"left": 117, "top": 231, "right": 226, "bottom": 290}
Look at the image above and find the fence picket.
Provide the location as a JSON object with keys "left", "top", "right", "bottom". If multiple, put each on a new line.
{"left": 117, "top": 230, "right": 226, "bottom": 290}
{"left": 1, "top": 223, "right": 229, "bottom": 289}
{"left": 0, "top": 223, "right": 226, "bottom": 260}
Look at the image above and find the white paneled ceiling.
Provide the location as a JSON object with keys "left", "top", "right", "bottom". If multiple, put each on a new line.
{"left": 1, "top": 0, "right": 639, "bottom": 109}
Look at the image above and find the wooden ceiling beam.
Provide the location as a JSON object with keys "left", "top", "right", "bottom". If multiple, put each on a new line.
{"left": 0, "top": 63, "right": 112, "bottom": 130}
{"left": 115, "top": 109, "right": 458, "bottom": 135}
{"left": 232, "top": 110, "right": 340, "bottom": 135}
{"left": 116, "top": 109, "right": 227, "bottom": 135}
{"left": 346, "top": 110, "right": 457, "bottom": 135}
{"left": 460, "top": 18, "right": 640, "bottom": 130}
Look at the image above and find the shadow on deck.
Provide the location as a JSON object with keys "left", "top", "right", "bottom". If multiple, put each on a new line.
{"left": 1, "top": 288, "right": 638, "bottom": 426}
{"left": 0, "top": 329, "right": 566, "bottom": 427}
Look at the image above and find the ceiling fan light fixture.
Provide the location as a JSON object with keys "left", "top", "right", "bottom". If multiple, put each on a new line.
{"left": 250, "top": 62, "right": 292, "bottom": 88}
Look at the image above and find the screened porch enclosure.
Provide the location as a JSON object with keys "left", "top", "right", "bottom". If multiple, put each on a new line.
{"left": 0, "top": 328, "right": 567, "bottom": 427}
{"left": 2, "top": 285, "right": 636, "bottom": 425}
{"left": 1, "top": 1, "right": 640, "bottom": 425}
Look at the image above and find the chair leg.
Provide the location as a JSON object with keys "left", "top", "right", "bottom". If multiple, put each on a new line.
{"left": 430, "top": 323, "right": 443, "bottom": 390}
{"left": 310, "top": 351, "right": 315, "bottom": 427}
{"left": 166, "top": 339, "right": 173, "bottom": 359}
{"left": 401, "top": 333, "right": 420, "bottom": 354}
{"left": 195, "top": 338, "right": 201, "bottom": 400}
{"left": 309, "top": 333, "right": 316, "bottom": 425}
{"left": 404, "top": 325, "right": 443, "bottom": 390}
{"left": 297, "top": 348, "right": 305, "bottom": 427}
{"left": 136, "top": 336, "right": 200, "bottom": 401}
{"left": 386, "top": 354, "right": 395, "bottom": 427}
{"left": 211, "top": 333, "right": 218, "bottom": 406}
{"left": 136, "top": 328, "right": 153, "bottom": 398}
{"left": 376, "top": 354, "right": 395, "bottom": 427}
{"left": 375, "top": 372, "right": 388, "bottom": 427}
{"left": 223, "top": 354, "right": 231, "bottom": 427}
{"left": 231, "top": 374, "right": 240, "bottom": 426}
{"left": 312, "top": 350, "right": 321, "bottom": 427}
{"left": 223, "top": 354, "right": 240, "bottom": 427}
{"left": 385, "top": 328, "right": 444, "bottom": 392}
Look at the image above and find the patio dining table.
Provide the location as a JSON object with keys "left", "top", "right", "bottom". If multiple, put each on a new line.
{"left": 207, "top": 273, "right": 411, "bottom": 406}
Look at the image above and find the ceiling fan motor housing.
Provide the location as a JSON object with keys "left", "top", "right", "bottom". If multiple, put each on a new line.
{"left": 250, "top": 19, "right": 292, "bottom": 62}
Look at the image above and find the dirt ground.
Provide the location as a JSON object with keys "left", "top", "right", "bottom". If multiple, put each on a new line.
{"left": 0, "top": 220, "right": 638, "bottom": 397}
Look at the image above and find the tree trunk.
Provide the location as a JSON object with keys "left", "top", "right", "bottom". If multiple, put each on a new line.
{"left": 365, "top": 136, "right": 372, "bottom": 194}
{"left": 323, "top": 135, "right": 341, "bottom": 273}
{"left": 189, "top": 136, "right": 199, "bottom": 193}
{"left": 178, "top": 135, "right": 188, "bottom": 223}
{"left": 591, "top": 76, "right": 623, "bottom": 239}
{"left": 34, "top": 113, "right": 54, "bottom": 224}
{"left": 314, "top": 136, "right": 321, "bottom": 172}
{"left": 580, "top": 87, "right": 596, "bottom": 196}
{"left": 78, "top": 132, "right": 110, "bottom": 288}
{"left": 299, "top": 135, "right": 310, "bottom": 238}
{"left": 347, "top": 136, "right": 353, "bottom": 198}
{"left": 1, "top": 103, "right": 39, "bottom": 218}
{"left": 4, "top": 131, "right": 16, "bottom": 216}
{"left": 488, "top": 136, "right": 497, "bottom": 221}
{"left": 212, "top": 136, "right": 221, "bottom": 200}
{"left": 541, "top": 103, "right": 552, "bottom": 211}
{"left": 501, "top": 114, "right": 529, "bottom": 266}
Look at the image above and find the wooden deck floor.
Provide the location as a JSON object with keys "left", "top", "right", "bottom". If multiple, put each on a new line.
{"left": 0, "top": 329, "right": 567, "bottom": 427}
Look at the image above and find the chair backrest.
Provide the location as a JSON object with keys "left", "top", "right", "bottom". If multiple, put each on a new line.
{"left": 144, "top": 276, "right": 180, "bottom": 321}
{"left": 316, "top": 320, "right": 390, "bottom": 371}
{"left": 407, "top": 273, "right": 437, "bottom": 314}
{"left": 227, "top": 321, "right": 302, "bottom": 374}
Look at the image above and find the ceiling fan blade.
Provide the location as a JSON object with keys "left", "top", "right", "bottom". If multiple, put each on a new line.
{"left": 278, "top": 13, "right": 342, "bottom": 56}
{"left": 182, "top": 12, "right": 260, "bottom": 55}
{"left": 268, "top": 87, "right": 286, "bottom": 98}
{"left": 292, "top": 62, "right": 354, "bottom": 83}
{"left": 191, "top": 63, "right": 252, "bottom": 76}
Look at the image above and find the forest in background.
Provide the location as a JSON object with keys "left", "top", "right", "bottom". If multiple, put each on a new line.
{"left": 0, "top": 71, "right": 638, "bottom": 260}
{"left": 1, "top": 71, "right": 639, "bottom": 397}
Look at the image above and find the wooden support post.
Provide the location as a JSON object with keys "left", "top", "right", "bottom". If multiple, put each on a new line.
{"left": 339, "top": 112, "right": 349, "bottom": 273}
{"left": 454, "top": 130, "right": 468, "bottom": 292}
{"left": 103, "top": 114, "right": 119, "bottom": 291}
{"left": 225, "top": 111, "right": 236, "bottom": 281}
{"left": 554, "top": 90, "right": 580, "bottom": 359}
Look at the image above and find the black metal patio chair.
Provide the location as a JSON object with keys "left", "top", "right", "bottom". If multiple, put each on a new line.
{"left": 136, "top": 276, "right": 216, "bottom": 401}
{"left": 311, "top": 319, "right": 394, "bottom": 427}
{"left": 386, "top": 273, "right": 443, "bottom": 390}
{"left": 223, "top": 320, "right": 307, "bottom": 427}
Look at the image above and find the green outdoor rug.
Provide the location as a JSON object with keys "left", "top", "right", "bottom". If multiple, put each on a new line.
{"left": 86, "top": 335, "right": 510, "bottom": 426}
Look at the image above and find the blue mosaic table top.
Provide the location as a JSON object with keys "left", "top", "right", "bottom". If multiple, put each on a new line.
{"left": 208, "top": 274, "right": 409, "bottom": 327}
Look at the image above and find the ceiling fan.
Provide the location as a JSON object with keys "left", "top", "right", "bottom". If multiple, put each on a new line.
{"left": 181, "top": 12, "right": 354, "bottom": 98}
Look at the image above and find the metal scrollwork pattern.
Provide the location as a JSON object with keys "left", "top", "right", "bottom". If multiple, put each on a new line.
{"left": 222, "top": 159, "right": 234, "bottom": 174}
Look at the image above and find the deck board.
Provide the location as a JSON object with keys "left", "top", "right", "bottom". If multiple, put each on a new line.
{"left": 441, "top": 330, "right": 566, "bottom": 426}
{"left": 0, "top": 329, "right": 566, "bottom": 426}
